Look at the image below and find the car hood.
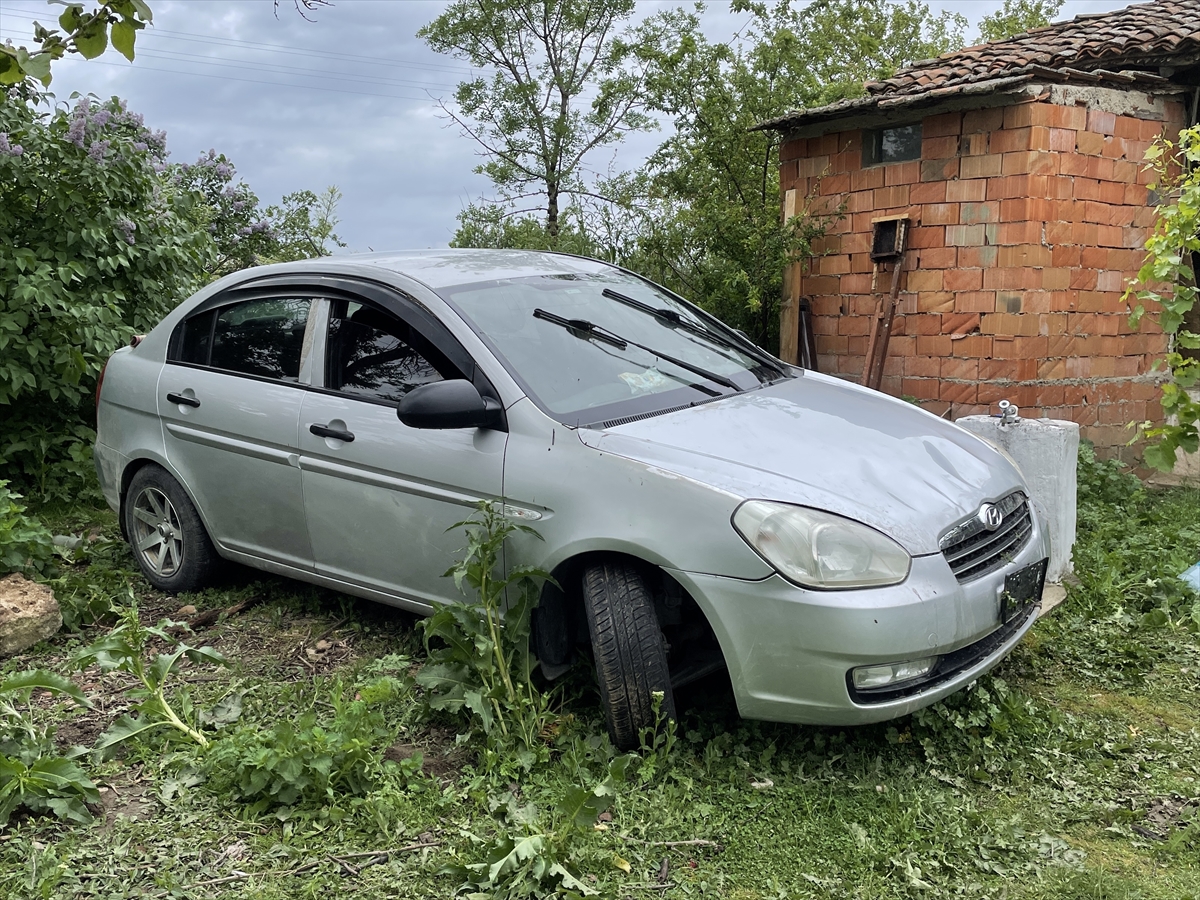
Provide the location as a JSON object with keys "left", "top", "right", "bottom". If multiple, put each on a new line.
{"left": 576, "top": 371, "right": 1025, "bottom": 556}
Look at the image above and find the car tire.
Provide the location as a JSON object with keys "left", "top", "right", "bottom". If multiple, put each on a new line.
{"left": 123, "top": 465, "right": 220, "bottom": 593}
{"left": 582, "top": 560, "right": 676, "bottom": 751}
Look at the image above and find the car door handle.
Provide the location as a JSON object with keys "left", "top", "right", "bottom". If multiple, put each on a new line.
{"left": 310, "top": 423, "right": 355, "bottom": 442}
{"left": 166, "top": 392, "right": 201, "bottom": 408}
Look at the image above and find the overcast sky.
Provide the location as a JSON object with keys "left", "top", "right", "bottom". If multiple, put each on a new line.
{"left": 0, "top": 0, "right": 1127, "bottom": 251}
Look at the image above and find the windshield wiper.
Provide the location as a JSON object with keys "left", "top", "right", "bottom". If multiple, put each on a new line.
{"left": 533, "top": 308, "right": 744, "bottom": 393}
{"left": 601, "top": 288, "right": 787, "bottom": 378}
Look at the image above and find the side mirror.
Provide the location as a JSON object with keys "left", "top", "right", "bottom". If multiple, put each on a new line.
{"left": 397, "top": 380, "right": 506, "bottom": 431}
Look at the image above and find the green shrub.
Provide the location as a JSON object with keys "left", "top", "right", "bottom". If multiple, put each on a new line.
{"left": 0, "top": 93, "right": 211, "bottom": 501}
{"left": 0, "top": 670, "right": 98, "bottom": 826}
{"left": 202, "top": 677, "right": 403, "bottom": 813}
{"left": 0, "top": 480, "right": 54, "bottom": 576}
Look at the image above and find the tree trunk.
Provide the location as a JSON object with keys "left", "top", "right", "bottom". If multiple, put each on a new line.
{"left": 546, "top": 184, "right": 560, "bottom": 245}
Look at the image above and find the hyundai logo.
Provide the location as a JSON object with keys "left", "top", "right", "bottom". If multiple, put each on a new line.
{"left": 978, "top": 503, "right": 1004, "bottom": 530}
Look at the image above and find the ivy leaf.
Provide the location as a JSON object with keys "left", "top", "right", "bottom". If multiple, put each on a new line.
{"left": 1143, "top": 441, "right": 1178, "bottom": 472}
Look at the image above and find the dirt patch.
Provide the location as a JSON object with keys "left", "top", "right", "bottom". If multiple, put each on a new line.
{"left": 96, "top": 768, "right": 156, "bottom": 830}
{"left": 1145, "top": 795, "right": 1198, "bottom": 834}
{"left": 384, "top": 726, "right": 470, "bottom": 779}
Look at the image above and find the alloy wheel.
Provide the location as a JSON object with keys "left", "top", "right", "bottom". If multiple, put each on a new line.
{"left": 130, "top": 487, "right": 184, "bottom": 578}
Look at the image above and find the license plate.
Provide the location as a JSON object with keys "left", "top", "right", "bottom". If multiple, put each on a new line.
{"left": 1000, "top": 558, "right": 1048, "bottom": 624}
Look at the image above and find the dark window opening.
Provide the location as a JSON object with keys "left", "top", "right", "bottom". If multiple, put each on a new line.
{"left": 325, "top": 300, "right": 460, "bottom": 404}
{"left": 863, "top": 123, "right": 923, "bottom": 166}
{"left": 176, "top": 309, "right": 216, "bottom": 365}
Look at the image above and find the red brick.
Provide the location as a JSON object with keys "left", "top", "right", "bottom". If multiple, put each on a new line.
{"left": 911, "top": 180, "right": 948, "bottom": 204}
{"left": 840, "top": 274, "right": 872, "bottom": 293}
{"left": 946, "top": 179, "right": 988, "bottom": 203}
{"left": 917, "top": 246, "right": 957, "bottom": 269}
{"left": 990, "top": 127, "right": 1034, "bottom": 154}
{"left": 902, "top": 378, "right": 941, "bottom": 401}
{"left": 909, "top": 226, "right": 946, "bottom": 249}
{"left": 997, "top": 244, "right": 1052, "bottom": 268}
{"left": 1101, "top": 136, "right": 1128, "bottom": 160}
{"left": 996, "top": 221, "right": 1043, "bottom": 244}
{"left": 917, "top": 292, "right": 955, "bottom": 313}
{"left": 942, "top": 312, "right": 981, "bottom": 335}
{"left": 960, "top": 154, "right": 1003, "bottom": 179}
{"left": 912, "top": 315, "right": 944, "bottom": 335}
{"left": 951, "top": 335, "right": 993, "bottom": 358}
{"left": 940, "top": 356, "right": 980, "bottom": 380}
{"left": 907, "top": 269, "right": 943, "bottom": 292}
{"left": 1048, "top": 128, "right": 1076, "bottom": 151}
{"left": 924, "top": 112, "right": 963, "bottom": 137}
{"left": 958, "top": 246, "right": 999, "bottom": 268}
{"left": 923, "top": 203, "right": 959, "bottom": 225}
{"left": 999, "top": 197, "right": 1053, "bottom": 222}
{"left": 961, "top": 201, "right": 1000, "bottom": 225}
{"left": 954, "top": 290, "right": 998, "bottom": 312}
{"left": 1087, "top": 108, "right": 1117, "bottom": 135}
{"left": 921, "top": 157, "right": 959, "bottom": 182}
{"left": 1077, "top": 131, "right": 1106, "bottom": 155}
{"left": 1002, "top": 150, "right": 1058, "bottom": 176}
{"left": 946, "top": 224, "right": 986, "bottom": 246}
{"left": 1059, "top": 153, "right": 1090, "bottom": 177}
{"left": 851, "top": 166, "right": 885, "bottom": 192}
{"left": 944, "top": 268, "right": 984, "bottom": 291}
{"left": 922, "top": 135, "right": 959, "bottom": 158}
{"left": 905, "top": 354, "right": 940, "bottom": 377}
{"left": 916, "top": 335, "right": 952, "bottom": 356}
{"left": 873, "top": 185, "right": 910, "bottom": 209}
{"left": 963, "top": 107, "right": 1004, "bottom": 133}
{"left": 1042, "top": 268, "right": 1070, "bottom": 291}
{"left": 885, "top": 161, "right": 921, "bottom": 186}
{"left": 1086, "top": 155, "right": 1115, "bottom": 181}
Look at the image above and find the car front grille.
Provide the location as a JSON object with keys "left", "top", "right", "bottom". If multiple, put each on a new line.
{"left": 940, "top": 492, "right": 1033, "bottom": 582}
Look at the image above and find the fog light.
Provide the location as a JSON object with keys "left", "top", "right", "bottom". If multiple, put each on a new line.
{"left": 851, "top": 657, "right": 937, "bottom": 690}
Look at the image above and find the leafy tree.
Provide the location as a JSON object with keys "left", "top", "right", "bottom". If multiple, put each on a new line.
{"left": 173, "top": 156, "right": 344, "bottom": 278}
{"left": 0, "top": 93, "right": 210, "bottom": 499}
{"left": 620, "top": 0, "right": 966, "bottom": 349}
{"left": 978, "top": 0, "right": 1063, "bottom": 44}
{"left": 0, "top": 0, "right": 152, "bottom": 87}
{"left": 263, "top": 186, "right": 346, "bottom": 263}
{"left": 1126, "top": 127, "right": 1200, "bottom": 472}
{"left": 419, "top": 0, "right": 662, "bottom": 244}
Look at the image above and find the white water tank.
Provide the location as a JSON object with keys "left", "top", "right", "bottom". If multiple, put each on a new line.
{"left": 955, "top": 414, "right": 1078, "bottom": 584}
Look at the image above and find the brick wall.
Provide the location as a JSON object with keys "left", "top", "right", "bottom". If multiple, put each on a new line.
{"left": 779, "top": 92, "right": 1187, "bottom": 458}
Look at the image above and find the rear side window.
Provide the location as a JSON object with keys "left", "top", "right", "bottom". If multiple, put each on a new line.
{"left": 177, "top": 309, "right": 216, "bottom": 365}
{"left": 325, "top": 300, "right": 458, "bottom": 404}
{"left": 170, "top": 298, "right": 312, "bottom": 381}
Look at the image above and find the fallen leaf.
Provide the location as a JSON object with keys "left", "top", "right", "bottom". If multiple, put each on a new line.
{"left": 613, "top": 855, "right": 631, "bottom": 874}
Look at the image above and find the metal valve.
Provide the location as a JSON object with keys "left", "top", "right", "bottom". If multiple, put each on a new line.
{"left": 997, "top": 399, "right": 1020, "bottom": 426}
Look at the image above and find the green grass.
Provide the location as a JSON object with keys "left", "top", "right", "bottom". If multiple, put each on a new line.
{"left": 2, "top": 459, "right": 1199, "bottom": 899}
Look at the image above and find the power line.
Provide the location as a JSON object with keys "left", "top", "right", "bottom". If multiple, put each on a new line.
{"left": 0, "top": 4, "right": 477, "bottom": 77}
{"left": 0, "top": 43, "right": 440, "bottom": 104}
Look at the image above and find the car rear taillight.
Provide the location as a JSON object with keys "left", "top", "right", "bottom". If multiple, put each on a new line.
{"left": 95, "top": 358, "right": 110, "bottom": 419}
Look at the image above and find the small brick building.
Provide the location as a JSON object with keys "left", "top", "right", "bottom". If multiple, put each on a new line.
{"left": 761, "top": 0, "right": 1200, "bottom": 458}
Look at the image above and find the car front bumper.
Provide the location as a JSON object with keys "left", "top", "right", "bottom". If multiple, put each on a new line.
{"left": 668, "top": 512, "right": 1050, "bottom": 725}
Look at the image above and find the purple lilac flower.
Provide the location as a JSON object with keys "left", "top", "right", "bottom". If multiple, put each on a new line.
{"left": 132, "top": 141, "right": 147, "bottom": 152}
{"left": 115, "top": 219, "right": 136, "bottom": 245}
{"left": 91, "top": 109, "right": 110, "bottom": 128}
{"left": 87, "top": 140, "right": 111, "bottom": 161}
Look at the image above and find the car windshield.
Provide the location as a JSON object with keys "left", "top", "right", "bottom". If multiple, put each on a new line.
{"left": 439, "top": 272, "right": 787, "bottom": 426}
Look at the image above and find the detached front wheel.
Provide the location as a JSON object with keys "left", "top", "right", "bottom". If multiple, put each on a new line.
{"left": 582, "top": 561, "right": 676, "bottom": 750}
{"left": 124, "top": 465, "right": 220, "bottom": 593}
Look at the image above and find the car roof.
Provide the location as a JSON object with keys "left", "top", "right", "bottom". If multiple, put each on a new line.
{"left": 279, "top": 248, "right": 618, "bottom": 291}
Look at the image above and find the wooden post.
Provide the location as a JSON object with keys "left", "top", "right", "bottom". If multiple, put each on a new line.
{"left": 860, "top": 216, "right": 909, "bottom": 391}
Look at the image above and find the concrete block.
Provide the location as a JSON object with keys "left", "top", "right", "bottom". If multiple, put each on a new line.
{"left": 955, "top": 415, "right": 1079, "bottom": 583}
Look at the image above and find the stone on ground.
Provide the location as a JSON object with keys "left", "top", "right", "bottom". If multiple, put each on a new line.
{"left": 0, "top": 573, "right": 62, "bottom": 657}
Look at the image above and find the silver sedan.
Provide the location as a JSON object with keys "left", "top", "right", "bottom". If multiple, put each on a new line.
{"left": 94, "top": 250, "right": 1049, "bottom": 749}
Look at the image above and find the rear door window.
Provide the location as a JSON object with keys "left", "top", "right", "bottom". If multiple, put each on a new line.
{"left": 171, "top": 297, "right": 313, "bottom": 382}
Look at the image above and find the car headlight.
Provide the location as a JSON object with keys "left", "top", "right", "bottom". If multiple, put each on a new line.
{"left": 732, "top": 500, "right": 911, "bottom": 589}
